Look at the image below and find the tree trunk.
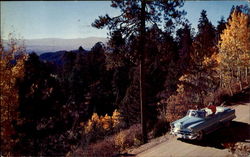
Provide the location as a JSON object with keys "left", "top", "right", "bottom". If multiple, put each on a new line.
{"left": 239, "top": 81, "right": 242, "bottom": 91}
{"left": 238, "top": 67, "right": 242, "bottom": 91}
{"left": 246, "top": 67, "right": 248, "bottom": 83}
{"left": 139, "top": 0, "right": 147, "bottom": 144}
{"left": 237, "top": 67, "right": 240, "bottom": 81}
{"left": 229, "top": 85, "right": 233, "bottom": 96}
{"left": 219, "top": 72, "right": 222, "bottom": 88}
{"left": 230, "top": 68, "right": 234, "bottom": 95}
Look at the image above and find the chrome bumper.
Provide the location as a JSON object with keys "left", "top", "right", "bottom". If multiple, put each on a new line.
{"left": 170, "top": 129, "right": 198, "bottom": 140}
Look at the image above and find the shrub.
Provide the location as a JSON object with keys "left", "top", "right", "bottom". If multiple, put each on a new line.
{"left": 78, "top": 124, "right": 142, "bottom": 157}
{"left": 114, "top": 124, "right": 142, "bottom": 151}
{"left": 205, "top": 81, "right": 249, "bottom": 107}
{"left": 83, "top": 109, "right": 123, "bottom": 142}
{"left": 86, "top": 137, "right": 117, "bottom": 157}
{"left": 165, "top": 92, "right": 197, "bottom": 122}
{"left": 150, "top": 119, "right": 169, "bottom": 138}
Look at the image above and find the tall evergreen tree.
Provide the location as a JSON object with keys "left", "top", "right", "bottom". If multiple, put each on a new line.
{"left": 192, "top": 10, "right": 216, "bottom": 63}
{"left": 16, "top": 53, "right": 62, "bottom": 155}
{"left": 216, "top": 17, "right": 226, "bottom": 44}
{"left": 176, "top": 22, "right": 193, "bottom": 69}
{"left": 92, "top": 0, "right": 185, "bottom": 143}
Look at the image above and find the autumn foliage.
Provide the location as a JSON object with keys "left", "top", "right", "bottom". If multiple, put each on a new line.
{"left": 83, "top": 109, "right": 123, "bottom": 142}
{"left": 75, "top": 124, "right": 141, "bottom": 157}
{"left": 218, "top": 10, "right": 250, "bottom": 95}
{"left": 0, "top": 34, "right": 27, "bottom": 154}
{"left": 166, "top": 7, "right": 250, "bottom": 122}
{"left": 1, "top": 3, "right": 249, "bottom": 156}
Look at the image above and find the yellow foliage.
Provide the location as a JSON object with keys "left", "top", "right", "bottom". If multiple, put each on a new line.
{"left": 85, "top": 120, "right": 93, "bottom": 133}
{"left": 218, "top": 10, "right": 250, "bottom": 87}
{"left": 0, "top": 35, "right": 27, "bottom": 153}
{"left": 111, "top": 109, "right": 121, "bottom": 128}
{"left": 91, "top": 113, "right": 100, "bottom": 123}
{"left": 219, "top": 11, "right": 249, "bottom": 64}
{"left": 203, "top": 53, "right": 219, "bottom": 66}
{"left": 114, "top": 130, "right": 127, "bottom": 149}
{"left": 84, "top": 113, "right": 100, "bottom": 133}
{"left": 101, "top": 114, "right": 112, "bottom": 130}
{"left": 84, "top": 109, "right": 122, "bottom": 134}
{"left": 0, "top": 38, "right": 26, "bottom": 124}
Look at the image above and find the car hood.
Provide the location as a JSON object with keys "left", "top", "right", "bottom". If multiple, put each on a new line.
{"left": 172, "top": 116, "right": 204, "bottom": 129}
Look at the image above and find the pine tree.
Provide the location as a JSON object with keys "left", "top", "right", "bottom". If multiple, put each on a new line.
{"left": 186, "top": 10, "right": 218, "bottom": 104}
{"left": 216, "top": 17, "right": 226, "bottom": 44}
{"left": 16, "top": 53, "right": 63, "bottom": 155}
{"left": 176, "top": 22, "right": 193, "bottom": 69}
{"left": 192, "top": 10, "right": 216, "bottom": 64}
{"left": 92, "top": 0, "right": 185, "bottom": 143}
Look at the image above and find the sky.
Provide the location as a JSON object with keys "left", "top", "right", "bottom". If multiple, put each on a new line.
{"left": 1, "top": 1, "right": 249, "bottom": 40}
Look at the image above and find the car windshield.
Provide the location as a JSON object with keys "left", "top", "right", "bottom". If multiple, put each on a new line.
{"left": 187, "top": 110, "right": 206, "bottom": 118}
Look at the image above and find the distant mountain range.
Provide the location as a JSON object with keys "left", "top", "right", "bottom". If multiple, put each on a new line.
{"left": 39, "top": 48, "right": 89, "bottom": 65}
{"left": 3, "top": 37, "right": 108, "bottom": 55}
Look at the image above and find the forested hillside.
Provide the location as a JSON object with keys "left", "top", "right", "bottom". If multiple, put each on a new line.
{"left": 0, "top": 2, "right": 249, "bottom": 156}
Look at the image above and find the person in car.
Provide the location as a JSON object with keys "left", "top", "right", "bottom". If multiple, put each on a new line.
{"left": 207, "top": 102, "right": 216, "bottom": 114}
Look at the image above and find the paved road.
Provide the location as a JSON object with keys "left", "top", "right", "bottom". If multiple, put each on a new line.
{"left": 133, "top": 102, "right": 250, "bottom": 157}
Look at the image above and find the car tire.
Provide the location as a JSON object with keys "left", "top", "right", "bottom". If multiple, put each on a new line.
{"left": 196, "top": 131, "right": 203, "bottom": 141}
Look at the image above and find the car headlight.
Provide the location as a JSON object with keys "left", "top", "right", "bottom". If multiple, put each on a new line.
{"left": 173, "top": 127, "right": 180, "bottom": 132}
{"left": 170, "top": 123, "right": 174, "bottom": 127}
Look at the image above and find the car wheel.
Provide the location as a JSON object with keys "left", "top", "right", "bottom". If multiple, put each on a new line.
{"left": 196, "top": 131, "right": 203, "bottom": 141}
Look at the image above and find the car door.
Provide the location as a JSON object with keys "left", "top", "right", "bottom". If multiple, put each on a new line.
{"left": 203, "top": 113, "right": 220, "bottom": 134}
